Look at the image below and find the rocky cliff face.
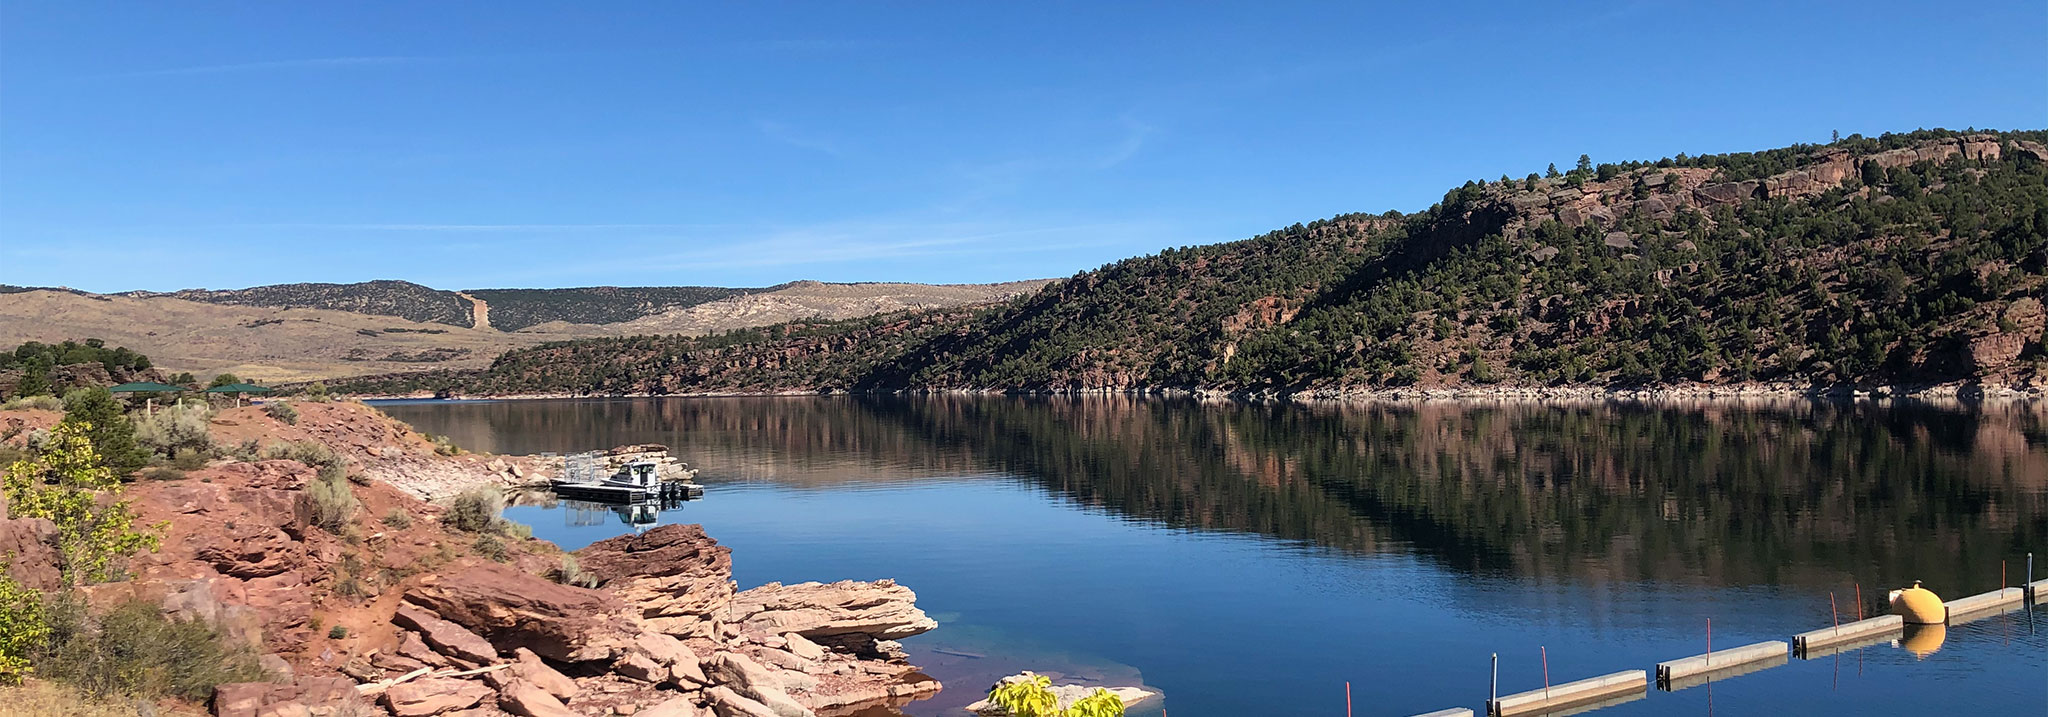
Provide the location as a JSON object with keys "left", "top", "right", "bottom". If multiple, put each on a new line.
{"left": 343, "top": 130, "right": 2048, "bottom": 398}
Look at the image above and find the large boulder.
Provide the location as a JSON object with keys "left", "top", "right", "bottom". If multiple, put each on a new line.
{"left": 705, "top": 685, "right": 798, "bottom": 717}
{"left": 161, "top": 579, "right": 265, "bottom": 650}
{"left": 0, "top": 517, "right": 61, "bottom": 590}
{"left": 392, "top": 603, "right": 499, "bottom": 664}
{"left": 213, "top": 677, "right": 367, "bottom": 717}
{"left": 728, "top": 580, "right": 937, "bottom": 643}
{"left": 496, "top": 678, "right": 580, "bottom": 717}
{"left": 1969, "top": 332, "right": 2028, "bottom": 372}
{"left": 702, "top": 652, "right": 814, "bottom": 717}
{"left": 614, "top": 630, "right": 709, "bottom": 686}
{"left": 575, "top": 524, "right": 735, "bottom": 639}
{"left": 483, "top": 647, "right": 578, "bottom": 700}
{"left": 382, "top": 677, "right": 494, "bottom": 716}
{"left": 403, "top": 560, "right": 639, "bottom": 663}
{"left": 642, "top": 696, "right": 709, "bottom": 717}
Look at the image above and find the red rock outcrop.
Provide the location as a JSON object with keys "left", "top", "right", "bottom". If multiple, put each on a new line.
{"left": 0, "top": 400, "right": 945, "bottom": 717}
{"left": 212, "top": 676, "right": 369, "bottom": 717}
{"left": 728, "top": 580, "right": 938, "bottom": 643}
{"left": 574, "top": 523, "right": 735, "bottom": 639}
{"left": 0, "top": 516, "right": 61, "bottom": 590}
{"left": 402, "top": 560, "right": 640, "bottom": 663}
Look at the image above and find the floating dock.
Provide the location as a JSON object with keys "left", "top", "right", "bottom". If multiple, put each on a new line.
{"left": 1654, "top": 641, "right": 1786, "bottom": 689}
{"left": 1944, "top": 587, "right": 2024, "bottom": 619}
{"left": 1488, "top": 670, "right": 1646, "bottom": 717}
{"left": 1793, "top": 626, "right": 1898, "bottom": 659}
{"left": 1792, "top": 614, "right": 1902, "bottom": 656}
{"left": 1411, "top": 709, "right": 1473, "bottom": 717}
{"left": 1945, "top": 588, "right": 2025, "bottom": 626}
{"left": 2030, "top": 578, "right": 2048, "bottom": 603}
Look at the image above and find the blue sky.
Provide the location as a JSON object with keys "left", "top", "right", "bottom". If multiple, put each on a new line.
{"left": 2, "top": 2, "right": 2043, "bottom": 292}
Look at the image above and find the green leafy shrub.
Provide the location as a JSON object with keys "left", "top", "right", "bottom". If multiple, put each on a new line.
{"left": 443, "top": 488, "right": 504, "bottom": 533}
{"left": 0, "top": 396, "right": 63, "bottom": 412}
{"left": 59, "top": 389, "right": 146, "bottom": 477}
{"left": 429, "top": 434, "right": 462, "bottom": 456}
{"left": 32, "top": 596, "right": 266, "bottom": 701}
{"left": 986, "top": 674, "right": 1126, "bottom": 717}
{"left": 0, "top": 570, "right": 50, "bottom": 684}
{"left": 3, "top": 422, "right": 164, "bottom": 585}
{"left": 134, "top": 401, "right": 213, "bottom": 459}
{"left": 264, "top": 440, "right": 339, "bottom": 471}
{"left": 327, "top": 625, "right": 348, "bottom": 640}
{"left": 295, "top": 471, "right": 358, "bottom": 536}
{"left": 380, "top": 509, "right": 413, "bottom": 530}
{"left": 471, "top": 533, "right": 507, "bottom": 562}
{"left": 550, "top": 554, "right": 600, "bottom": 588}
{"left": 136, "top": 467, "right": 185, "bottom": 482}
{"left": 262, "top": 402, "right": 298, "bottom": 426}
{"left": 170, "top": 447, "right": 208, "bottom": 471}
{"left": 228, "top": 438, "right": 262, "bottom": 462}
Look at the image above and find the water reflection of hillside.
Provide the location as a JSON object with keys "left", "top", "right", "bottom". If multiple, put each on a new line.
{"left": 382, "top": 396, "right": 2048, "bottom": 591}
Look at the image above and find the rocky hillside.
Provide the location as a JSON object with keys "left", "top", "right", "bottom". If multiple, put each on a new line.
{"left": 139, "top": 280, "right": 478, "bottom": 328}
{"left": 0, "top": 399, "right": 945, "bottom": 716}
{"left": 458, "top": 286, "right": 747, "bottom": 331}
{"left": 600, "top": 280, "right": 1056, "bottom": 336}
{"left": 332, "top": 129, "right": 2048, "bottom": 397}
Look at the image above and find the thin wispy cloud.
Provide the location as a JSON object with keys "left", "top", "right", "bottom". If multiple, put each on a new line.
{"left": 239, "top": 222, "right": 744, "bottom": 232}
{"left": 1095, "top": 115, "right": 1155, "bottom": 169}
{"left": 81, "top": 55, "right": 428, "bottom": 80}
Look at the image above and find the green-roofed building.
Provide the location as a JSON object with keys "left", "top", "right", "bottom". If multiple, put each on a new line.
{"left": 109, "top": 381, "right": 186, "bottom": 394}
{"left": 109, "top": 381, "right": 187, "bottom": 416}
{"left": 202, "top": 382, "right": 272, "bottom": 394}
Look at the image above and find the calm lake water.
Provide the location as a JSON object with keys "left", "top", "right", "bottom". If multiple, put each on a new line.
{"left": 377, "top": 396, "right": 2048, "bottom": 717}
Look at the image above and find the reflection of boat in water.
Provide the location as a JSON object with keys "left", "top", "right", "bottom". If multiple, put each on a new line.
{"left": 551, "top": 452, "right": 705, "bottom": 502}
{"left": 564, "top": 497, "right": 690, "bottom": 532}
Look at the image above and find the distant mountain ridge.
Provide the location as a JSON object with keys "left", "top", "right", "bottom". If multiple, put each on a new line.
{"left": 325, "top": 128, "right": 2048, "bottom": 397}
{"left": 0, "top": 279, "right": 1051, "bottom": 383}
{"left": 64, "top": 279, "right": 1052, "bottom": 333}
{"left": 131, "top": 280, "right": 478, "bottom": 327}
{"left": 118, "top": 280, "right": 752, "bottom": 331}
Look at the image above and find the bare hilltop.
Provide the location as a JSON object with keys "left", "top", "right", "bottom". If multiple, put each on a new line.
{"left": 0, "top": 280, "right": 1050, "bottom": 384}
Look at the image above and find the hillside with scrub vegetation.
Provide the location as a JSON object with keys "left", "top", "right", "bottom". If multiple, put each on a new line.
{"left": 327, "top": 129, "right": 2048, "bottom": 398}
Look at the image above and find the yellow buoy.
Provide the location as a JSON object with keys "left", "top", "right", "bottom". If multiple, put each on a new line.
{"left": 1890, "top": 580, "right": 1946, "bottom": 625}
{"left": 1898, "top": 623, "right": 1946, "bottom": 658}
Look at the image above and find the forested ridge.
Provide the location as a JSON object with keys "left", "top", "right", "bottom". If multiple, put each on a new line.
{"left": 327, "top": 129, "right": 2048, "bottom": 397}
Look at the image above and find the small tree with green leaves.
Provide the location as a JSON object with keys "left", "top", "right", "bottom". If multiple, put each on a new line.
{"left": 13, "top": 360, "right": 51, "bottom": 398}
{"left": 0, "top": 568, "right": 49, "bottom": 684}
{"left": 3, "top": 422, "right": 164, "bottom": 585}
{"left": 59, "top": 388, "right": 147, "bottom": 477}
